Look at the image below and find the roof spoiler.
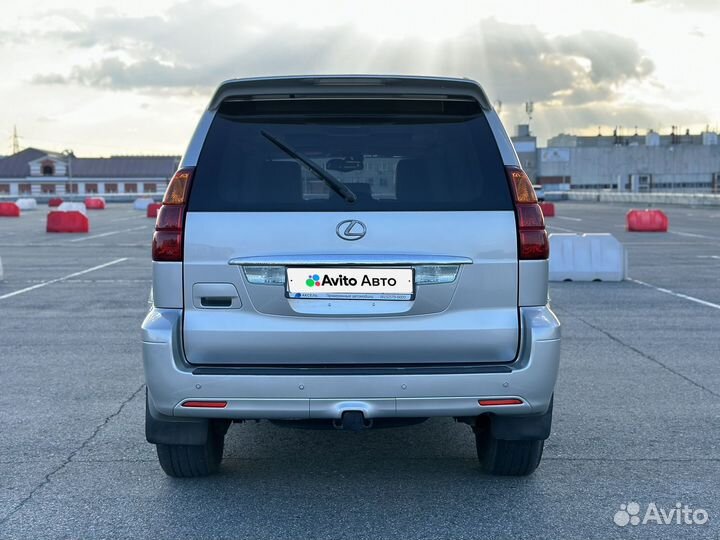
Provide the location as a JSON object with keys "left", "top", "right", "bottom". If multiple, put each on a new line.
{"left": 207, "top": 75, "right": 492, "bottom": 111}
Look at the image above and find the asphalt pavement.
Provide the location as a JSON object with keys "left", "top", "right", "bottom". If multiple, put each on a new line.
{"left": 0, "top": 202, "right": 718, "bottom": 539}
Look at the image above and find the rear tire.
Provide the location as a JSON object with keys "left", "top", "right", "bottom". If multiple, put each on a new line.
{"left": 156, "top": 422, "right": 226, "bottom": 478}
{"left": 475, "top": 430, "right": 544, "bottom": 476}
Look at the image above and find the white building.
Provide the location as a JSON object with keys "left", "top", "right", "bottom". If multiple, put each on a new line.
{"left": 0, "top": 148, "right": 179, "bottom": 197}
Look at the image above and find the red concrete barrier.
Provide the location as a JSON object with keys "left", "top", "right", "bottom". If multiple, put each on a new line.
{"left": 0, "top": 202, "right": 21, "bottom": 217}
{"left": 147, "top": 203, "right": 162, "bottom": 218}
{"left": 46, "top": 211, "right": 89, "bottom": 233}
{"left": 626, "top": 209, "right": 668, "bottom": 232}
{"left": 539, "top": 202, "right": 555, "bottom": 217}
{"left": 85, "top": 197, "right": 106, "bottom": 210}
{"left": 48, "top": 198, "right": 63, "bottom": 207}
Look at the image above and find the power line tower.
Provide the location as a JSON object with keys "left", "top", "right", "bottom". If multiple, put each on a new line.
{"left": 11, "top": 125, "right": 20, "bottom": 154}
{"left": 524, "top": 101, "right": 534, "bottom": 123}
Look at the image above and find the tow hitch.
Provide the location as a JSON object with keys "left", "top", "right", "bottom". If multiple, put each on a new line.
{"left": 333, "top": 411, "right": 373, "bottom": 432}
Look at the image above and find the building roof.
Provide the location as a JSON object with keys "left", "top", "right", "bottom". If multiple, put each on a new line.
{"left": 0, "top": 148, "right": 180, "bottom": 179}
{"left": 0, "top": 148, "right": 49, "bottom": 178}
{"left": 70, "top": 156, "right": 180, "bottom": 178}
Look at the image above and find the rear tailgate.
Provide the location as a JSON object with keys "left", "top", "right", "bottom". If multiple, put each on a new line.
{"left": 181, "top": 94, "right": 519, "bottom": 366}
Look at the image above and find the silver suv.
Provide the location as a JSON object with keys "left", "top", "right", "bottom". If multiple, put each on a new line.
{"left": 143, "top": 75, "right": 560, "bottom": 478}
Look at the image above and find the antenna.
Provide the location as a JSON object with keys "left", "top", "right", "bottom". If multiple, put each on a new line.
{"left": 11, "top": 125, "right": 20, "bottom": 154}
{"left": 524, "top": 101, "right": 534, "bottom": 122}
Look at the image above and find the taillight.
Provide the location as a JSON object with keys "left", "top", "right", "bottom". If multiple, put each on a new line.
{"left": 506, "top": 167, "right": 548, "bottom": 260}
{"left": 152, "top": 167, "right": 195, "bottom": 262}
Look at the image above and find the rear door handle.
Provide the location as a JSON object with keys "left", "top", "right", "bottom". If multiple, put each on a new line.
{"left": 192, "top": 283, "right": 241, "bottom": 309}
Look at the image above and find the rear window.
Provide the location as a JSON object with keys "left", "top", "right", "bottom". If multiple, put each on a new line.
{"left": 188, "top": 99, "right": 512, "bottom": 212}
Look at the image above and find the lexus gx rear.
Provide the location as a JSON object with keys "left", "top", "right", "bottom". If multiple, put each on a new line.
{"left": 142, "top": 75, "right": 561, "bottom": 478}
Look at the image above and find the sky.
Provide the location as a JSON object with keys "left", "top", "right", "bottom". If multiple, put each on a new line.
{"left": 1, "top": 0, "right": 719, "bottom": 156}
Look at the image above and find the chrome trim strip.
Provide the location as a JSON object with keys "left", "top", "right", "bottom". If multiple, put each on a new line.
{"left": 228, "top": 254, "right": 473, "bottom": 266}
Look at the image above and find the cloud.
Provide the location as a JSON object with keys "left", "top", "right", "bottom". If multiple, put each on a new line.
{"left": 29, "top": 3, "right": 655, "bottom": 111}
{"left": 632, "top": 0, "right": 720, "bottom": 11}
{"left": 554, "top": 31, "right": 654, "bottom": 83}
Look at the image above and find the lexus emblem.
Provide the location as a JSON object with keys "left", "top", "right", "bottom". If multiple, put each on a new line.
{"left": 336, "top": 219, "right": 367, "bottom": 241}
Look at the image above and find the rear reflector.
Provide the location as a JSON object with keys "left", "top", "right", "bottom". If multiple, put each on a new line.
{"left": 181, "top": 401, "right": 228, "bottom": 408}
{"left": 478, "top": 398, "right": 524, "bottom": 406}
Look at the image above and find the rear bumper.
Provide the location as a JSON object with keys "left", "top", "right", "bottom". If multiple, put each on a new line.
{"left": 142, "top": 306, "right": 560, "bottom": 420}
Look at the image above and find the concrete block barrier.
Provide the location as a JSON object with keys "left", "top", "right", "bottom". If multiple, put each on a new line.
{"left": 147, "top": 203, "right": 161, "bottom": 218}
{"left": 626, "top": 209, "right": 668, "bottom": 232}
{"left": 57, "top": 202, "right": 87, "bottom": 216}
{"left": 15, "top": 198, "right": 37, "bottom": 210}
{"left": 549, "top": 233, "right": 626, "bottom": 282}
{"left": 46, "top": 211, "right": 89, "bottom": 233}
{"left": 539, "top": 202, "right": 555, "bottom": 217}
{"left": 134, "top": 197, "right": 155, "bottom": 210}
{"left": 85, "top": 197, "right": 106, "bottom": 210}
{"left": 0, "top": 202, "right": 21, "bottom": 217}
{"left": 48, "top": 198, "right": 63, "bottom": 207}
{"left": 562, "top": 190, "right": 720, "bottom": 207}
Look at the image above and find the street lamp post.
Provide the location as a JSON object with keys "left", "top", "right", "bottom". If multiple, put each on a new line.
{"left": 62, "top": 149, "right": 74, "bottom": 200}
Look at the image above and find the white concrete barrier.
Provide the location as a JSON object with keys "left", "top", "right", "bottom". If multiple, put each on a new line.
{"left": 15, "top": 198, "right": 38, "bottom": 210}
{"left": 57, "top": 202, "right": 87, "bottom": 216}
{"left": 133, "top": 197, "right": 155, "bottom": 210}
{"left": 556, "top": 191, "right": 720, "bottom": 207}
{"left": 549, "top": 233, "right": 626, "bottom": 282}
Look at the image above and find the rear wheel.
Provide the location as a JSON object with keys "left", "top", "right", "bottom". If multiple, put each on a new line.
{"left": 475, "top": 429, "right": 544, "bottom": 476}
{"left": 155, "top": 421, "right": 227, "bottom": 478}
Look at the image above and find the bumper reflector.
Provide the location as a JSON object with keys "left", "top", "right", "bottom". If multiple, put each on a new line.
{"left": 478, "top": 399, "right": 523, "bottom": 406}
{"left": 181, "top": 401, "right": 228, "bottom": 408}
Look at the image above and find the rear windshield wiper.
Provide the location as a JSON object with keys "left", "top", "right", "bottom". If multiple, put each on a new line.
{"left": 260, "top": 130, "right": 357, "bottom": 203}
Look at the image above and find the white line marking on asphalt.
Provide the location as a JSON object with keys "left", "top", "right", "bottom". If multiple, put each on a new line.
{"left": 68, "top": 225, "right": 148, "bottom": 242}
{"left": 697, "top": 255, "right": 720, "bottom": 260}
{"left": 623, "top": 242, "right": 695, "bottom": 245}
{"left": 0, "top": 258, "right": 128, "bottom": 300}
{"left": 669, "top": 231, "right": 714, "bottom": 240}
{"left": 628, "top": 278, "right": 720, "bottom": 310}
{"left": 110, "top": 215, "right": 145, "bottom": 222}
{"left": 22, "top": 278, "right": 151, "bottom": 284}
{"left": 547, "top": 225, "right": 578, "bottom": 233}
{"left": 555, "top": 216, "right": 583, "bottom": 222}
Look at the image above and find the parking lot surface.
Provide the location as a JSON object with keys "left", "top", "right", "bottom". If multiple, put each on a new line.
{"left": 0, "top": 202, "right": 718, "bottom": 539}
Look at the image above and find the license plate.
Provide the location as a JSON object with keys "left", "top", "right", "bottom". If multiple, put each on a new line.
{"left": 286, "top": 267, "right": 414, "bottom": 300}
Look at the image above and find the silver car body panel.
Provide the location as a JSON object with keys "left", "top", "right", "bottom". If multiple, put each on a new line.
{"left": 152, "top": 262, "right": 182, "bottom": 309}
{"left": 182, "top": 211, "right": 520, "bottom": 365}
{"left": 519, "top": 260, "right": 549, "bottom": 307}
{"left": 143, "top": 305, "right": 560, "bottom": 418}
